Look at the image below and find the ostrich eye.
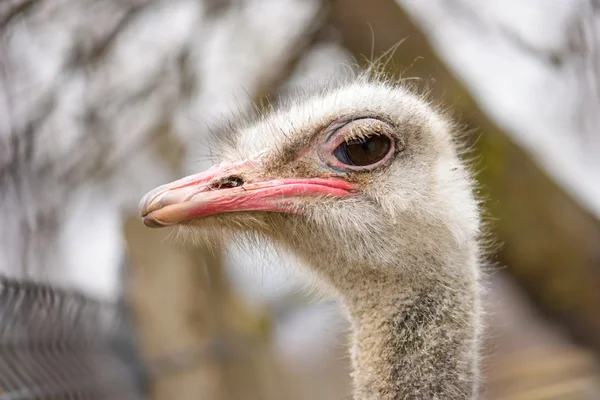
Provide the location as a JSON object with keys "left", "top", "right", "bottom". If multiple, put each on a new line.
{"left": 333, "top": 135, "right": 392, "bottom": 166}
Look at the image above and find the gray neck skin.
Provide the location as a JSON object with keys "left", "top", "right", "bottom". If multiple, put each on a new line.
{"left": 339, "top": 272, "right": 479, "bottom": 400}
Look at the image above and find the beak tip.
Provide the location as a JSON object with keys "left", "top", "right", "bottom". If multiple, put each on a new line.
{"left": 142, "top": 214, "right": 169, "bottom": 228}
{"left": 139, "top": 195, "right": 152, "bottom": 218}
{"left": 139, "top": 187, "right": 163, "bottom": 219}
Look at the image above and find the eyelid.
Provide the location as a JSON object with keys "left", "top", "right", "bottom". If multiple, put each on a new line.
{"left": 323, "top": 119, "right": 353, "bottom": 143}
{"left": 325, "top": 118, "right": 394, "bottom": 147}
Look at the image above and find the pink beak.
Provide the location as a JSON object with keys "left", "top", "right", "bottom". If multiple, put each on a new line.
{"left": 139, "top": 159, "right": 357, "bottom": 228}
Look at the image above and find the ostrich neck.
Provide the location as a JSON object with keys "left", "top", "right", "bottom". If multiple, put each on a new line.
{"left": 339, "top": 269, "right": 480, "bottom": 400}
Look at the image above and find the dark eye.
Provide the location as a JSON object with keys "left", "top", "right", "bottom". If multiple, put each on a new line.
{"left": 333, "top": 135, "right": 392, "bottom": 166}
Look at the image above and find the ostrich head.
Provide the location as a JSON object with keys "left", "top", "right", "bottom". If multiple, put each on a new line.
{"left": 141, "top": 80, "right": 479, "bottom": 285}
{"left": 140, "top": 78, "right": 482, "bottom": 399}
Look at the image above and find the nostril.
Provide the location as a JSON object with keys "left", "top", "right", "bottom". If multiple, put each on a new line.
{"left": 208, "top": 175, "right": 245, "bottom": 190}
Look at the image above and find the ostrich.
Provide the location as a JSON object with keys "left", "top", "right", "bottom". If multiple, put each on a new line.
{"left": 140, "top": 78, "right": 482, "bottom": 399}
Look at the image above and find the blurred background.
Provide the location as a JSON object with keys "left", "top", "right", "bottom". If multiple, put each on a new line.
{"left": 2, "top": 0, "right": 600, "bottom": 399}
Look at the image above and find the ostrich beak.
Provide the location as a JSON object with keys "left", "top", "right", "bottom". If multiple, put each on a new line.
{"left": 139, "top": 159, "right": 356, "bottom": 228}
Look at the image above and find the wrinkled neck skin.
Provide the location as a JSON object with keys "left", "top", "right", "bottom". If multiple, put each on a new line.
{"left": 286, "top": 239, "right": 481, "bottom": 400}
